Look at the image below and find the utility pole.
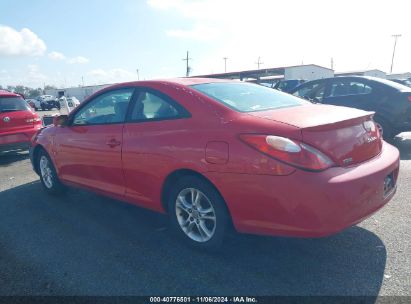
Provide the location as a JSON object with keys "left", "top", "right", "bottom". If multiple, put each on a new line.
{"left": 81, "top": 76, "right": 84, "bottom": 87}
{"left": 255, "top": 56, "right": 263, "bottom": 70}
{"left": 331, "top": 57, "right": 334, "bottom": 70}
{"left": 390, "top": 34, "right": 401, "bottom": 73}
{"left": 136, "top": 69, "right": 140, "bottom": 80}
{"left": 182, "top": 51, "right": 192, "bottom": 77}
{"left": 223, "top": 57, "right": 228, "bottom": 72}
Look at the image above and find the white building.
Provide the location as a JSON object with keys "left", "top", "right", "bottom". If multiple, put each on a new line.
{"left": 194, "top": 64, "right": 334, "bottom": 82}
{"left": 335, "top": 69, "right": 387, "bottom": 79}
{"left": 45, "top": 84, "right": 113, "bottom": 102}
{"left": 283, "top": 65, "right": 334, "bottom": 81}
{"left": 386, "top": 72, "right": 411, "bottom": 80}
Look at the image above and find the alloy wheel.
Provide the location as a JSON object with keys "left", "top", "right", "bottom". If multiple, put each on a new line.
{"left": 39, "top": 155, "right": 53, "bottom": 189}
{"left": 175, "top": 188, "right": 216, "bottom": 242}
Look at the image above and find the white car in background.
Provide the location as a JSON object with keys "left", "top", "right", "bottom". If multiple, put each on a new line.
{"left": 58, "top": 96, "right": 80, "bottom": 114}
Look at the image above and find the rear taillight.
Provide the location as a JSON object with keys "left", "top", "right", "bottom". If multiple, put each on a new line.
{"left": 407, "top": 96, "right": 411, "bottom": 102}
{"left": 240, "top": 134, "right": 334, "bottom": 171}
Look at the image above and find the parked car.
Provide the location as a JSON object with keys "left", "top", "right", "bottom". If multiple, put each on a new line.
{"left": 38, "top": 95, "right": 60, "bottom": 110}
{"left": 273, "top": 79, "right": 305, "bottom": 92}
{"left": 290, "top": 76, "right": 411, "bottom": 139}
{"left": 390, "top": 79, "right": 411, "bottom": 88}
{"left": 0, "top": 90, "right": 42, "bottom": 151}
{"left": 58, "top": 96, "right": 81, "bottom": 115}
{"left": 30, "top": 79, "right": 399, "bottom": 249}
{"left": 26, "top": 98, "right": 41, "bottom": 110}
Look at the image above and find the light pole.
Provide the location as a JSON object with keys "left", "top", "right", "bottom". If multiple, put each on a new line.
{"left": 390, "top": 34, "right": 401, "bottom": 73}
{"left": 223, "top": 57, "right": 228, "bottom": 72}
{"left": 136, "top": 69, "right": 140, "bottom": 80}
{"left": 255, "top": 56, "right": 263, "bottom": 70}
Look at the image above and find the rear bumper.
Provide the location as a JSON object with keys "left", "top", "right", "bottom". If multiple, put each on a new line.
{"left": 206, "top": 141, "right": 400, "bottom": 237}
{"left": 0, "top": 127, "right": 41, "bottom": 151}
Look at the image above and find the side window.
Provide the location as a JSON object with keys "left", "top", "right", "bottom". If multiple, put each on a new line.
{"left": 72, "top": 88, "right": 134, "bottom": 125}
{"left": 328, "top": 80, "right": 372, "bottom": 97}
{"left": 129, "top": 90, "right": 183, "bottom": 121}
{"left": 293, "top": 82, "right": 325, "bottom": 102}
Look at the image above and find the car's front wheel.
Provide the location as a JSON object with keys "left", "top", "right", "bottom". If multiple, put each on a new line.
{"left": 168, "top": 176, "right": 229, "bottom": 250}
{"left": 37, "top": 150, "right": 66, "bottom": 195}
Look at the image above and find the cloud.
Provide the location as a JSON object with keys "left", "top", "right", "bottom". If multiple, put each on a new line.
{"left": 67, "top": 56, "right": 89, "bottom": 64}
{"left": 148, "top": 0, "right": 411, "bottom": 74}
{"left": 0, "top": 25, "right": 46, "bottom": 56}
{"left": 167, "top": 25, "right": 220, "bottom": 41}
{"left": 48, "top": 51, "right": 89, "bottom": 64}
{"left": 88, "top": 68, "right": 136, "bottom": 84}
{"left": 147, "top": 0, "right": 183, "bottom": 10}
{"left": 48, "top": 51, "right": 66, "bottom": 60}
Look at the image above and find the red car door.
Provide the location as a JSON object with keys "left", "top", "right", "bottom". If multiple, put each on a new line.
{"left": 54, "top": 88, "right": 135, "bottom": 197}
{"left": 121, "top": 88, "right": 191, "bottom": 211}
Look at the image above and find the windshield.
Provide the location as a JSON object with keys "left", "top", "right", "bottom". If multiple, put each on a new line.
{"left": 191, "top": 82, "right": 308, "bottom": 112}
{"left": 0, "top": 97, "right": 31, "bottom": 113}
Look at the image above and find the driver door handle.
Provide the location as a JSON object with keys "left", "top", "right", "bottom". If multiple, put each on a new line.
{"left": 106, "top": 138, "right": 121, "bottom": 148}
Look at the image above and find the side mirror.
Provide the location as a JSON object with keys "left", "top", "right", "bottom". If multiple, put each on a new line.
{"left": 53, "top": 115, "right": 68, "bottom": 127}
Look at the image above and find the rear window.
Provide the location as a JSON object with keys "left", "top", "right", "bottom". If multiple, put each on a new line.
{"left": 0, "top": 97, "right": 31, "bottom": 113}
{"left": 191, "top": 82, "right": 308, "bottom": 112}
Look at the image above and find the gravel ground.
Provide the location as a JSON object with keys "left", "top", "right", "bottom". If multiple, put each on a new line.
{"left": 0, "top": 118, "right": 410, "bottom": 296}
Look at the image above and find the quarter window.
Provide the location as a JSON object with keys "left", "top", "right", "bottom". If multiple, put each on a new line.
{"left": 72, "top": 88, "right": 134, "bottom": 125}
{"left": 130, "top": 91, "right": 181, "bottom": 121}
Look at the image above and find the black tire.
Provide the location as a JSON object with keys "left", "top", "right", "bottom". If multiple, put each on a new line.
{"left": 41, "top": 105, "right": 46, "bottom": 111}
{"left": 37, "top": 149, "right": 66, "bottom": 195}
{"left": 375, "top": 118, "right": 396, "bottom": 140}
{"left": 167, "top": 175, "right": 229, "bottom": 251}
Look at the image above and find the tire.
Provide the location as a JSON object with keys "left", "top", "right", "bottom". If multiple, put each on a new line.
{"left": 37, "top": 149, "right": 66, "bottom": 195}
{"left": 374, "top": 118, "right": 396, "bottom": 140}
{"left": 167, "top": 175, "right": 229, "bottom": 250}
{"left": 41, "top": 105, "right": 46, "bottom": 111}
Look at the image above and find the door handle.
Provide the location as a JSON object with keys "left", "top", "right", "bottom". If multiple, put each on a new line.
{"left": 106, "top": 138, "right": 121, "bottom": 148}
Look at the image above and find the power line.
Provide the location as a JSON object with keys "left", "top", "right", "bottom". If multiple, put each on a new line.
{"left": 255, "top": 56, "right": 263, "bottom": 70}
{"left": 223, "top": 57, "right": 228, "bottom": 72}
{"left": 182, "top": 51, "right": 192, "bottom": 77}
{"left": 390, "top": 34, "right": 401, "bottom": 73}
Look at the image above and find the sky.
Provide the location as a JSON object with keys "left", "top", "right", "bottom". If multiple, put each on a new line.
{"left": 0, "top": 0, "right": 410, "bottom": 88}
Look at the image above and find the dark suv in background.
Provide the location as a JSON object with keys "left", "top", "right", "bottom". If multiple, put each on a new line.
{"left": 290, "top": 76, "right": 411, "bottom": 139}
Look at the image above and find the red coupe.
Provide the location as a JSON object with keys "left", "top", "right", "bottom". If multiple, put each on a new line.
{"left": 30, "top": 78, "right": 400, "bottom": 249}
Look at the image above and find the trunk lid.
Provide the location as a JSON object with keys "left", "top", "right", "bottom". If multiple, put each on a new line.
{"left": 248, "top": 104, "right": 382, "bottom": 166}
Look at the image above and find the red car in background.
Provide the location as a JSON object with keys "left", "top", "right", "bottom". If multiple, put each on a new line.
{"left": 0, "top": 90, "right": 42, "bottom": 152}
{"left": 29, "top": 79, "right": 399, "bottom": 250}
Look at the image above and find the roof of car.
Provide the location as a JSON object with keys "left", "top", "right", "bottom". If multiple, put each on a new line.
{"left": 112, "top": 77, "right": 238, "bottom": 88}
{"left": 0, "top": 90, "right": 22, "bottom": 98}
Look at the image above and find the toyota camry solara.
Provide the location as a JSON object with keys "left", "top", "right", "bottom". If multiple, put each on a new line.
{"left": 30, "top": 78, "right": 400, "bottom": 249}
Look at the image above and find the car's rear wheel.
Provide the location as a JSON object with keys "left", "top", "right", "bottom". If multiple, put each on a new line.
{"left": 37, "top": 150, "right": 66, "bottom": 195}
{"left": 375, "top": 119, "right": 396, "bottom": 140}
{"left": 168, "top": 176, "right": 228, "bottom": 250}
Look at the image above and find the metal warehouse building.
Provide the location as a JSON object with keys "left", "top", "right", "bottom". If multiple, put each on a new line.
{"left": 193, "top": 64, "right": 335, "bottom": 83}
{"left": 45, "top": 84, "right": 113, "bottom": 102}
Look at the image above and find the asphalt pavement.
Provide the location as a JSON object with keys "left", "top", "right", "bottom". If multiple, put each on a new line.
{"left": 0, "top": 113, "right": 410, "bottom": 296}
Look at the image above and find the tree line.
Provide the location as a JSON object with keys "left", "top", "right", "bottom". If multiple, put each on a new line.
{"left": 0, "top": 85, "right": 57, "bottom": 98}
